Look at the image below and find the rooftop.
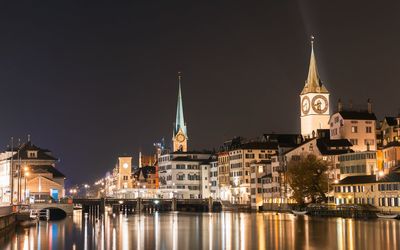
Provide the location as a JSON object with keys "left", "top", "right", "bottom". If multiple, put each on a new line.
{"left": 337, "top": 110, "right": 377, "bottom": 120}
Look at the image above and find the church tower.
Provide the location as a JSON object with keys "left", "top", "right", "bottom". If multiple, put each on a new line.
{"left": 300, "top": 37, "right": 330, "bottom": 139}
{"left": 172, "top": 72, "right": 188, "bottom": 152}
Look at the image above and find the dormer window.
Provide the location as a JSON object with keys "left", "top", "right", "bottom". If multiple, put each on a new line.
{"left": 28, "top": 151, "right": 38, "bottom": 158}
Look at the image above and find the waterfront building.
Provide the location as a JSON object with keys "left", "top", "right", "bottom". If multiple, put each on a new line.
{"left": 217, "top": 151, "right": 230, "bottom": 201}
{"left": 381, "top": 116, "right": 400, "bottom": 146}
{"left": 228, "top": 141, "right": 278, "bottom": 204}
{"left": 382, "top": 141, "right": 400, "bottom": 172}
{"left": 300, "top": 38, "right": 330, "bottom": 139}
{"left": 250, "top": 160, "right": 271, "bottom": 210}
{"left": 329, "top": 100, "right": 377, "bottom": 152}
{"left": 338, "top": 151, "right": 378, "bottom": 180}
{"left": 158, "top": 151, "right": 213, "bottom": 198}
{"left": 209, "top": 159, "right": 219, "bottom": 199}
{"left": 333, "top": 171, "right": 400, "bottom": 212}
{"left": 0, "top": 140, "right": 65, "bottom": 204}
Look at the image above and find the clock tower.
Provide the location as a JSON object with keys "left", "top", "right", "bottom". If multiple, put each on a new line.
{"left": 172, "top": 73, "right": 188, "bottom": 152}
{"left": 300, "top": 37, "right": 330, "bottom": 139}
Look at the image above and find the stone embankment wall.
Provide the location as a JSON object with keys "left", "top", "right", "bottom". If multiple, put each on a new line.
{"left": 0, "top": 206, "right": 15, "bottom": 232}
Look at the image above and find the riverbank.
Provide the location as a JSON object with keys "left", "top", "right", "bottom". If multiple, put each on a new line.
{"left": 0, "top": 206, "right": 16, "bottom": 233}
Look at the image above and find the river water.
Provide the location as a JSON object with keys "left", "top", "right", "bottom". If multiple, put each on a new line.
{"left": 1, "top": 210, "right": 399, "bottom": 250}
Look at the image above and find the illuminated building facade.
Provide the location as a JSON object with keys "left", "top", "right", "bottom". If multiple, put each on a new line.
{"left": 0, "top": 140, "right": 65, "bottom": 204}
{"left": 300, "top": 38, "right": 330, "bottom": 139}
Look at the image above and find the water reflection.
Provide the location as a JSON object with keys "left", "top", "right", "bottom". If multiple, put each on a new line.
{"left": 0, "top": 211, "right": 400, "bottom": 250}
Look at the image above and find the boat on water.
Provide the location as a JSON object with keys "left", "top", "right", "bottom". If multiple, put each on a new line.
{"left": 376, "top": 213, "right": 398, "bottom": 219}
{"left": 292, "top": 210, "right": 308, "bottom": 215}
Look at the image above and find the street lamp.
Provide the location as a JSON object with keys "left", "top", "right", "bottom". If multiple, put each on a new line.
{"left": 24, "top": 170, "right": 30, "bottom": 204}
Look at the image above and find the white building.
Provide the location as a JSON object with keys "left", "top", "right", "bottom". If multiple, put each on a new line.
{"left": 158, "top": 151, "right": 214, "bottom": 199}
{"left": 329, "top": 100, "right": 377, "bottom": 152}
{"left": 209, "top": 160, "right": 219, "bottom": 199}
{"left": 300, "top": 38, "right": 330, "bottom": 139}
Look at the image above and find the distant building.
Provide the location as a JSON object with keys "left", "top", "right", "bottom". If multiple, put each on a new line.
{"left": 0, "top": 141, "right": 65, "bottom": 204}
{"left": 329, "top": 100, "right": 377, "bottom": 152}
{"left": 115, "top": 157, "right": 133, "bottom": 190}
{"left": 209, "top": 159, "right": 219, "bottom": 199}
{"left": 133, "top": 166, "right": 157, "bottom": 189}
{"left": 250, "top": 160, "right": 271, "bottom": 210}
{"left": 228, "top": 141, "right": 278, "bottom": 204}
{"left": 381, "top": 116, "right": 400, "bottom": 146}
{"left": 382, "top": 141, "right": 400, "bottom": 172}
{"left": 158, "top": 151, "right": 214, "bottom": 199}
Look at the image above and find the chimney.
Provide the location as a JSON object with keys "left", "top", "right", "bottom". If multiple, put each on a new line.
{"left": 337, "top": 99, "right": 343, "bottom": 112}
{"left": 367, "top": 98, "right": 372, "bottom": 113}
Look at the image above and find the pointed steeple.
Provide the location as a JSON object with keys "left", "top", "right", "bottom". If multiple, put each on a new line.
{"left": 174, "top": 72, "right": 187, "bottom": 136}
{"left": 301, "top": 36, "right": 328, "bottom": 94}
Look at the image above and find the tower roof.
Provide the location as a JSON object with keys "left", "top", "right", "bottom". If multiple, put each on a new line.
{"left": 174, "top": 72, "right": 187, "bottom": 135}
{"left": 301, "top": 36, "right": 329, "bottom": 95}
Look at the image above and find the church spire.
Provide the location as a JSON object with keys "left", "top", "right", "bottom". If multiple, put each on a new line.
{"left": 174, "top": 72, "right": 186, "bottom": 136}
{"left": 301, "top": 36, "right": 328, "bottom": 94}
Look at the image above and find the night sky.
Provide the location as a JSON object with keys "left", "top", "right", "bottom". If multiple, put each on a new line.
{"left": 0, "top": 1, "right": 399, "bottom": 185}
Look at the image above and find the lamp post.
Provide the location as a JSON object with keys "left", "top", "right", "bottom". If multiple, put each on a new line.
{"left": 24, "top": 171, "right": 29, "bottom": 204}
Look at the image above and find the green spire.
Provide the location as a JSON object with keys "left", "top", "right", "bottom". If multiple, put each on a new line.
{"left": 174, "top": 72, "right": 187, "bottom": 135}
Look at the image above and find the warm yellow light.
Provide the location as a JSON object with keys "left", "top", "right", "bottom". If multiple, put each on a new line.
{"left": 24, "top": 166, "right": 29, "bottom": 171}
{"left": 379, "top": 171, "right": 384, "bottom": 177}
{"left": 25, "top": 172, "right": 30, "bottom": 177}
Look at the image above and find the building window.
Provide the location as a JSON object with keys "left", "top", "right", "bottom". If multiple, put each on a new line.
{"left": 364, "top": 139, "right": 374, "bottom": 146}
{"left": 176, "top": 164, "right": 185, "bottom": 169}
{"left": 350, "top": 139, "right": 358, "bottom": 145}
{"left": 245, "top": 154, "right": 255, "bottom": 159}
{"left": 351, "top": 126, "right": 358, "bottom": 133}
{"left": 366, "top": 127, "right": 372, "bottom": 133}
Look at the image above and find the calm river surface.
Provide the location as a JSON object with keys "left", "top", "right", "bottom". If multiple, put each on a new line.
{"left": 1, "top": 210, "right": 399, "bottom": 250}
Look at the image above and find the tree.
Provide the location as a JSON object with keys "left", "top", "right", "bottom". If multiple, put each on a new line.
{"left": 286, "top": 154, "right": 329, "bottom": 205}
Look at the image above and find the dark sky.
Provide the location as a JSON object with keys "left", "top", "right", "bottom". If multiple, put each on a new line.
{"left": 0, "top": 1, "right": 399, "bottom": 185}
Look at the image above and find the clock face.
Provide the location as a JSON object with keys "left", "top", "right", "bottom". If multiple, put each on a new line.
{"left": 177, "top": 134, "right": 185, "bottom": 142}
{"left": 301, "top": 96, "right": 310, "bottom": 115}
{"left": 123, "top": 163, "right": 129, "bottom": 169}
{"left": 311, "top": 95, "right": 328, "bottom": 114}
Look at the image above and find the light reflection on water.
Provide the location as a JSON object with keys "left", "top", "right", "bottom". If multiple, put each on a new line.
{"left": 1, "top": 210, "right": 400, "bottom": 250}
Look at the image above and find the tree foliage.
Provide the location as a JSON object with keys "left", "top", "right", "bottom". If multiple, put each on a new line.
{"left": 287, "top": 154, "right": 329, "bottom": 205}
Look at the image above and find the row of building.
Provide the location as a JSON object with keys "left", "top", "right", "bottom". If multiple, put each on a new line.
{"left": 94, "top": 39, "right": 400, "bottom": 212}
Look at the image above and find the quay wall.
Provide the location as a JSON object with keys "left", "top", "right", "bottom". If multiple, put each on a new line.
{"left": 0, "top": 206, "right": 15, "bottom": 232}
